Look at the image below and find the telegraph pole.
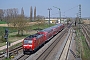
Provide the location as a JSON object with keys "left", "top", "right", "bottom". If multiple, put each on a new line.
{"left": 59, "top": 9, "right": 61, "bottom": 23}
{"left": 79, "top": 4, "right": 81, "bottom": 24}
{"left": 79, "top": 4, "right": 82, "bottom": 59}
{"left": 48, "top": 8, "right": 52, "bottom": 25}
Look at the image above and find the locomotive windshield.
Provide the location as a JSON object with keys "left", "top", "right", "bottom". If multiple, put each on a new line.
{"left": 24, "top": 40, "right": 32, "bottom": 44}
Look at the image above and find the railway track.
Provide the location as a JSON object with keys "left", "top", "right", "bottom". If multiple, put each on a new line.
{"left": 81, "top": 24, "right": 90, "bottom": 49}
{"left": 59, "top": 28, "right": 73, "bottom": 60}
{"left": 0, "top": 45, "right": 22, "bottom": 59}
{"left": 17, "top": 55, "right": 30, "bottom": 60}
{"left": 13, "top": 53, "right": 30, "bottom": 60}
{"left": 83, "top": 24, "right": 90, "bottom": 34}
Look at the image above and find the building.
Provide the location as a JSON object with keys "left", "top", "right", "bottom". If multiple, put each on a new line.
{"left": 45, "top": 18, "right": 67, "bottom": 24}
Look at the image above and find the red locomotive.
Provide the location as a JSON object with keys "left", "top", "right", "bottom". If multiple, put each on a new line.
{"left": 23, "top": 24, "right": 64, "bottom": 54}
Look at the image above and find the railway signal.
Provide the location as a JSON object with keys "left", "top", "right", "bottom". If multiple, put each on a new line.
{"left": 4, "top": 29, "right": 9, "bottom": 58}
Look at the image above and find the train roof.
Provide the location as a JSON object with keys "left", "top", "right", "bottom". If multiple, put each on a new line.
{"left": 57, "top": 24, "right": 63, "bottom": 26}
{"left": 25, "top": 33, "right": 43, "bottom": 39}
{"left": 50, "top": 24, "right": 62, "bottom": 28}
{"left": 39, "top": 24, "right": 63, "bottom": 32}
{"left": 40, "top": 27, "right": 53, "bottom": 32}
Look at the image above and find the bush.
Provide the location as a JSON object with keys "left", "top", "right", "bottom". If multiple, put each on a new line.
{"left": 0, "top": 36, "right": 6, "bottom": 42}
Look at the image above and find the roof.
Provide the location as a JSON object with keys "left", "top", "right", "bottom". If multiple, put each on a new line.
{"left": 25, "top": 33, "right": 43, "bottom": 39}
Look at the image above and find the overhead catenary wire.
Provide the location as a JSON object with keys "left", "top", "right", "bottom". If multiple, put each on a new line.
{"left": 51, "top": 5, "right": 79, "bottom": 16}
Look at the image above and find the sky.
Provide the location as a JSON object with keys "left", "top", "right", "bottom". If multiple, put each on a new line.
{"left": 0, "top": 0, "right": 90, "bottom": 18}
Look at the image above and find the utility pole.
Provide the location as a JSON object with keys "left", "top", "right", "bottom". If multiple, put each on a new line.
{"left": 53, "top": 6, "right": 61, "bottom": 23}
{"left": 48, "top": 8, "right": 52, "bottom": 25}
{"left": 59, "top": 9, "right": 61, "bottom": 23}
{"left": 79, "top": 4, "right": 82, "bottom": 59}
{"left": 79, "top": 4, "right": 81, "bottom": 24}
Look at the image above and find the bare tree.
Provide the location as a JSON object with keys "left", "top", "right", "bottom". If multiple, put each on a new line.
{"left": 17, "top": 16, "right": 27, "bottom": 35}
{"left": 3, "top": 8, "right": 18, "bottom": 27}
{"left": 4, "top": 9, "right": 11, "bottom": 25}
{"left": 36, "top": 15, "right": 45, "bottom": 29}
{"left": 20, "top": 7, "right": 25, "bottom": 35}
{"left": 4, "top": 8, "right": 27, "bottom": 35}
{"left": 21, "top": 7, "right": 24, "bottom": 17}
{"left": 34, "top": 6, "right": 36, "bottom": 21}
{"left": 12, "top": 8, "right": 18, "bottom": 27}
{"left": 0, "top": 9, "right": 4, "bottom": 21}
{"left": 30, "top": 6, "right": 33, "bottom": 22}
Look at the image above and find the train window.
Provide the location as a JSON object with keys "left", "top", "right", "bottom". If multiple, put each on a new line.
{"left": 24, "top": 40, "right": 32, "bottom": 44}
{"left": 36, "top": 35, "right": 42, "bottom": 38}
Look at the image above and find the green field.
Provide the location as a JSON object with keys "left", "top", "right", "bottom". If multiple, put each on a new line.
{"left": 0, "top": 21, "right": 7, "bottom": 24}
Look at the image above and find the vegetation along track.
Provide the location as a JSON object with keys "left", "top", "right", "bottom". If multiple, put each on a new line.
{"left": 81, "top": 24, "right": 90, "bottom": 49}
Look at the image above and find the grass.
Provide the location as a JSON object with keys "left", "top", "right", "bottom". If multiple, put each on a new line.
{"left": 0, "top": 42, "right": 6, "bottom": 47}
{"left": 75, "top": 30, "right": 81, "bottom": 57}
{"left": 81, "top": 33, "right": 90, "bottom": 60}
{"left": 75, "top": 27, "right": 90, "bottom": 60}
{"left": 0, "top": 27, "right": 17, "bottom": 36}
{"left": 3, "top": 58, "right": 11, "bottom": 60}
{"left": 0, "top": 21, "right": 7, "bottom": 24}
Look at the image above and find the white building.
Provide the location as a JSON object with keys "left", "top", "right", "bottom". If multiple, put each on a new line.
{"left": 45, "top": 18, "right": 67, "bottom": 24}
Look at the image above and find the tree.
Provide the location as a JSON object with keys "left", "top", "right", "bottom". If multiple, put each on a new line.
{"left": 8, "top": 8, "right": 17, "bottom": 27}
{"left": 4, "top": 9, "right": 12, "bottom": 26}
{"left": 20, "top": 7, "right": 25, "bottom": 35}
{"left": 21, "top": 7, "right": 24, "bottom": 17}
{"left": 5, "top": 8, "right": 27, "bottom": 35}
{"left": 12, "top": 8, "right": 18, "bottom": 27}
{"left": 36, "top": 15, "right": 45, "bottom": 29}
{"left": 30, "top": 6, "right": 33, "bottom": 22}
{"left": 34, "top": 6, "right": 36, "bottom": 21}
{"left": 16, "top": 14, "right": 27, "bottom": 35}
{"left": 0, "top": 9, "right": 4, "bottom": 21}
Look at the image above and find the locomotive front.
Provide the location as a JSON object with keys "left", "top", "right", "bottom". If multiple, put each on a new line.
{"left": 23, "top": 37, "right": 36, "bottom": 54}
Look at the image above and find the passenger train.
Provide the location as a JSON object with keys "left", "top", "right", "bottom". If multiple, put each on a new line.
{"left": 22, "top": 24, "right": 65, "bottom": 54}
